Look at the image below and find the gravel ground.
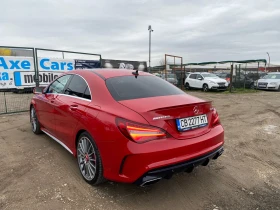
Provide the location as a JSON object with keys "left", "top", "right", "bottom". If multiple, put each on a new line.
{"left": 0, "top": 90, "right": 279, "bottom": 210}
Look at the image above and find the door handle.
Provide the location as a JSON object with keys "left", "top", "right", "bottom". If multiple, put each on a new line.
{"left": 50, "top": 100, "right": 55, "bottom": 103}
{"left": 70, "top": 104, "right": 78, "bottom": 111}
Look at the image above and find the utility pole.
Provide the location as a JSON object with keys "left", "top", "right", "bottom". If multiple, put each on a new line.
{"left": 266, "top": 52, "right": 270, "bottom": 71}
{"left": 229, "top": 64, "right": 234, "bottom": 93}
{"left": 148, "top": 25, "right": 153, "bottom": 73}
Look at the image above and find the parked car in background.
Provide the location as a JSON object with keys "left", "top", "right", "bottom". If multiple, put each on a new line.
{"left": 216, "top": 73, "right": 230, "bottom": 83}
{"left": 218, "top": 73, "right": 255, "bottom": 89}
{"left": 185, "top": 73, "right": 228, "bottom": 91}
{"left": 255, "top": 72, "right": 280, "bottom": 91}
{"left": 30, "top": 69, "right": 224, "bottom": 186}
{"left": 246, "top": 72, "right": 267, "bottom": 81}
{"left": 161, "top": 73, "right": 178, "bottom": 86}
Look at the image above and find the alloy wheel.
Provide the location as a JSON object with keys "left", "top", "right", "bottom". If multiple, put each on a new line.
{"left": 30, "top": 108, "right": 37, "bottom": 132}
{"left": 77, "top": 137, "right": 97, "bottom": 181}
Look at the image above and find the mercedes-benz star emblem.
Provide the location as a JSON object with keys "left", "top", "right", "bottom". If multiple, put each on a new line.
{"left": 193, "top": 106, "right": 199, "bottom": 115}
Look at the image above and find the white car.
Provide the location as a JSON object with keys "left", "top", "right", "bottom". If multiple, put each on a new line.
{"left": 185, "top": 73, "right": 228, "bottom": 92}
{"left": 255, "top": 72, "right": 280, "bottom": 91}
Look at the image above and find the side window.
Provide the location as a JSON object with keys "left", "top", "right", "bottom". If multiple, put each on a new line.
{"left": 65, "top": 75, "right": 91, "bottom": 99}
{"left": 189, "top": 74, "right": 197, "bottom": 79}
{"left": 83, "top": 87, "right": 91, "bottom": 100}
{"left": 48, "top": 75, "right": 71, "bottom": 94}
{"left": 196, "top": 74, "right": 203, "bottom": 80}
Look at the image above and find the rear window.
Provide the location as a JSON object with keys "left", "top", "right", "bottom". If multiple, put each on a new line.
{"left": 106, "top": 75, "right": 184, "bottom": 101}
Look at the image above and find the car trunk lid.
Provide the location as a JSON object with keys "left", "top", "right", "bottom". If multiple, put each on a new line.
{"left": 118, "top": 94, "right": 213, "bottom": 139}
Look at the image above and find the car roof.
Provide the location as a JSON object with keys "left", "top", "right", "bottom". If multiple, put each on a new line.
{"left": 89, "top": 68, "right": 151, "bottom": 79}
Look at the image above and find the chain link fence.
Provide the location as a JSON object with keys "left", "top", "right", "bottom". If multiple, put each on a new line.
{"left": 0, "top": 46, "right": 36, "bottom": 115}
{"left": 0, "top": 90, "right": 33, "bottom": 114}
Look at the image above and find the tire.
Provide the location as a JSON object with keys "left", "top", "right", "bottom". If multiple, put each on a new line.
{"left": 30, "top": 106, "right": 42, "bottom": 134}
{"left": 77, "top": 132, "right": 106, "bottom": 185}
{"left": 185, "top": 83, "right": 191, "bottom": 90}
{"left": 203, "top": 84, "right": 209, "bottom": 92}
{"left": 278, "top": 85, "right": 280, "bottom": 92}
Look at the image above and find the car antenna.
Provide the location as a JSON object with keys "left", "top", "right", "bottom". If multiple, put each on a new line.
{"left": 132, "top": 69, "right": 139, "bottom": 78}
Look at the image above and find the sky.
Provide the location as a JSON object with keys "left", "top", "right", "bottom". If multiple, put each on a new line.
{"left": 1, "top": 0, "right": 280, "bottom": 66}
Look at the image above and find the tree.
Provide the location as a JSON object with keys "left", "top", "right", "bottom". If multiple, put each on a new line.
{"left": 158, "top": 58, "right": 165, "bottom": 66}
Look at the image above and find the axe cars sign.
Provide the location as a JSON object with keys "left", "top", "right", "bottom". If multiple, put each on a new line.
{"left": 101, "top": 59, "right": 147, "bottom": 72}
{"left": 0, "top": 56, "right": 75, "bottom": 89}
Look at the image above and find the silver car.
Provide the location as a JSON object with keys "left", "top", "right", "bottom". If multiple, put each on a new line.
{"left": 256, "top": 72, "right": 280, "bottom": 91}
{"left": 161, "top": 73, "right": 178, "bottom": 85}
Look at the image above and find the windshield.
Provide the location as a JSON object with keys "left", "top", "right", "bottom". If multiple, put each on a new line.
{"left": 263, "top": 74, "right": 280, "bottom": 79}
{"left": 202, "top": 73, "right": 219, "bottom": 78}
{"left": 106, "top": 75, "right": 184, "bottom": 101}
{"left": 164, "top": 74, "right": 176, "bottom": 79}
{"left": 218, "top": 74, "right": 228, "bottom": 78}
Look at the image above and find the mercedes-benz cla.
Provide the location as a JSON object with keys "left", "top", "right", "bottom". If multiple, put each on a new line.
{"left": 30, "top": 69, "right": 224, "bottom": 186}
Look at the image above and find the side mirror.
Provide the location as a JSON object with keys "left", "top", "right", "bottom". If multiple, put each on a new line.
{"left": 198, "top": 77, "right": 203, "bottom": 80}
{"left": 33, "top": 87, "right": 45, "bottom": 94}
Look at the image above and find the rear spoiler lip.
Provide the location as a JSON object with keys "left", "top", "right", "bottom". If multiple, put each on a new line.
{"left": 148, "top": 101, "right": 212, "bottom": 112}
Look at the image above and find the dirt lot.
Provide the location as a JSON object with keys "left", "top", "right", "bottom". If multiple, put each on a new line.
{"left": 0, "top": 91, "right": 280, "bottom": 210}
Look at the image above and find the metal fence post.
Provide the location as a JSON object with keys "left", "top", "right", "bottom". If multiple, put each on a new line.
{"left": 34, "top": 48, "right": 39, "bottom": 87}
{"left": 3, "top": 92, "right": 7, "bottom": 114}
{"left": 229, "top": 64, "right": 234, "bottom": 93}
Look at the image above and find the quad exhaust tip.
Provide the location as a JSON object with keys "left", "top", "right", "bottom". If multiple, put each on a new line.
{"left": 140, "top": 177, "right": 162, "bottom": 187}
{"left": 137, "top": 147, "right": 224, "bottom": 187}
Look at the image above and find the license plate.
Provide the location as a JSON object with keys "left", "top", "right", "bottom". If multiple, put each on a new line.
{"left": 176, "top": 114, "right": 208, "bottom": 132}
{"left": 258, "top": 85, "right": 266, "bottom": 88}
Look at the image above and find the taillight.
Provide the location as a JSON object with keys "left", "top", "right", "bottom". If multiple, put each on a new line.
{"left": 226, "top": 78, "right": 230, "bottom": 82}
{"left": 211, "top": 108, "right": 220, "bottom": 127}
{"left": 116, "top": 118, "right": 169, "bottom": 143}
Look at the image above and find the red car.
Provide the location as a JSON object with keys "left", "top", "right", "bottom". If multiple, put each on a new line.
{"left": 30, "top": 69, "right": 224, "bottom": 186}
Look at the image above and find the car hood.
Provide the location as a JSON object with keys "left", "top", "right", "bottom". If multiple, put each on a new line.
{"left": 257, "top": 79, "right": 280, "bottom": 83}
{"left": 205, "top": 78, "right": 227, "bottom": 83}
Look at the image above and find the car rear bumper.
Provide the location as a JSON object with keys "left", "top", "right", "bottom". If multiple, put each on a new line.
{"left": 102, "top": 125, "right": 224, "bottom": 183}
{"left": 134, "top": 146, "right": 224, "bottom": 186}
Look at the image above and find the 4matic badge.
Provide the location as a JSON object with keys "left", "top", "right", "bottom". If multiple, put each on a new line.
{"left": 153, "top": 115, "right": 171, "bottom": 120}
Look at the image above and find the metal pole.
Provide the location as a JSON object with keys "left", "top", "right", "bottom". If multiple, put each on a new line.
{"left": 62, "top": 52, "right": 64, "bottom": 59}
{"left": 34, "top": 48, "right": 39, "bottom": 87}
{"left": 267, "top": 52, "right": 270, "bottom": 69}
{"left": 181, "top": 57, "right": 183, "bottom": 89}
{"left": 234, "top": 65, "right": 237, "bottom": 87}
{"left": 184, "top": 65, "right": 186, "bottom": 87}
{"left": 229, "top": 64, "right": 234, "bottom": 93}
{"left": 257, "top": 62, "right": 259, "bottom": 79}
{"left": 165, "top": 54, "right": 167, "bottom": 80}
{"left": 4, "top": 92, "right": 7, "bottom": 114}
{"left": 243, "top": 64, "right": 247, "bottom": 89}
{"left": 149, "top": 30, "right": 151, "bottom": 72}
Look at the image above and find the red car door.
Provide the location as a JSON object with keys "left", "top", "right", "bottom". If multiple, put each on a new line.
{"left": 35, "top": 93, "right": 57, "bottom": 135}
{"left": 38, "top": 74, "right": 72, "bottom": 136}
{"left": 53, "top": 75, "right": 91, "bottom": 150}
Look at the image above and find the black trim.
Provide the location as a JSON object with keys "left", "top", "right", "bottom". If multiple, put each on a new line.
{"left": 119, "top": 156, "right": 128, "bottom": 174}
{"left": 91, "top": 71, "right": 106, "bottom": 80}
{"left": 134, "top": 146, "right": 224, "bottom": 186}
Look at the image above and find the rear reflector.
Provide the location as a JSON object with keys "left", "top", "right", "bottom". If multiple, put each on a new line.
{"left": 116, "top": 118, "right": 169, "bottom": 143}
